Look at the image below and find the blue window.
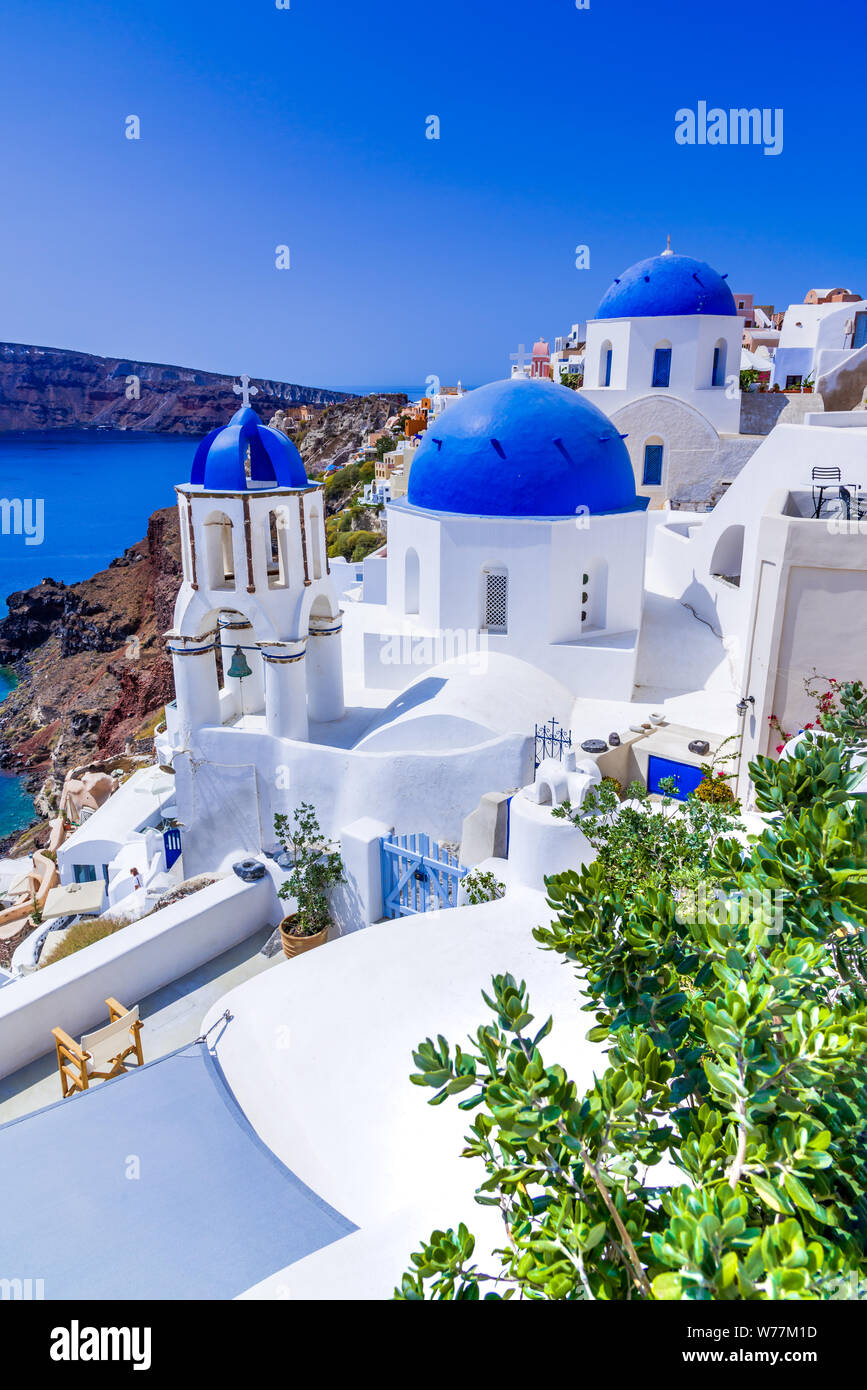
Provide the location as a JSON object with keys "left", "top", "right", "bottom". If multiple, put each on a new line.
{"left": 854, "top": 313, "right": 867, "bottom": 349}
{"left": 642, "top": 443, "right": 663, "bottom": 486}
{"left": 652, "top": 347, "right": 672, "bottom": 388}
{"left": 712, "top": 343, "right": 726, "bottom": 386}
{"left": 647, "top": 755, "right": 704, "bottom": 802}
{"left": 602, "top": 346, "right": 613, "bottom": 387}
{"left": 73, "top": 864, "right": 97, "bottom": 884}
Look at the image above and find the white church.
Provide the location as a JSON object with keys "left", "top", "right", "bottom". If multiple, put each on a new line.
{"left": 581, "top": 242, "right": 763, "bottom": 509}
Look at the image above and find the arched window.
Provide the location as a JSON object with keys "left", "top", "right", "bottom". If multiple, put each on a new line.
{"left": 309, "top": 505, "right": 323, "bottom": 581}
{"left": 482, "top": 566, "right": 508, "bottom": 633}
{"left": 599, "top": 341, "right": 613, "bottom": 387}
{"left": 581, "top": 558, "right": 608, "bottom": 631}
{"left": 205, "top": 511, "right": 235, "bottom": 590}
{"left": 642, "top": 437, "right": 664, "bottom": 487}
{"left": 652, "top": 343, "right": 672, "bottom": 388}
{"left": 710, "top": 525, "right": 745, "bottom": 587}
{"left": 267, "top": 509, "right": 289, "bottom": 589}
{"left": 404, "top": 547, "right": 420, "bottom": 614}
{"left": 712, "top": 338, "right": 727, "bottom": 387}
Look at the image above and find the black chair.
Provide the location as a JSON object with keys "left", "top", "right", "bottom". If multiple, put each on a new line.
{"left": 812, "top": 466, "right": 841, "bottom": 517}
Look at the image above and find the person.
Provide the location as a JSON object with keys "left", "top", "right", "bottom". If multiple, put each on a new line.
{"left": 130, "top": 866, "right": 143, "bottom": 892}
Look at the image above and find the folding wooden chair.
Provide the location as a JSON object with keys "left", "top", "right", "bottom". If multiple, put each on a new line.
{"left": 52, "top": 998, "right": 144, "bottom": 1098}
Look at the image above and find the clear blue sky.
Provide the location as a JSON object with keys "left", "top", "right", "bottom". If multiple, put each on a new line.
{"left": 2, "top": 0, "right": 864, "bottom": 391}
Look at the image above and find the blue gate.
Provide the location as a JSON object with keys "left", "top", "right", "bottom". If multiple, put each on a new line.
{"left": 163, "top": 827, "right": 182, "bottom": 870}
{"left": 380, "top": 833, "right": 468, "bottom": 918}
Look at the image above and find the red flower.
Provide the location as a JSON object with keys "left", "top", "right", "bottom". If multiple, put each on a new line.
{"left": 776, "top": 744, "right": 785, "bottom": 754}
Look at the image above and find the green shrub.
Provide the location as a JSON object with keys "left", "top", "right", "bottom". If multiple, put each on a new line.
{"left": 397, "top": 730, "right": 867, "bottom": 1301}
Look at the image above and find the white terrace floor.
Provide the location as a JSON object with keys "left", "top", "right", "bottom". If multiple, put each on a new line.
{"left": 0, "top": 926, "right": 283, "bottom": 1126}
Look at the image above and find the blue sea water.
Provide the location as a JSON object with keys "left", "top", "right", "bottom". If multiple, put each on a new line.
{"left": 0, "top": 430, "right": 199, "bottom": 607}
{"left": 0, "top": 667, "right": 34, "bottom": 839}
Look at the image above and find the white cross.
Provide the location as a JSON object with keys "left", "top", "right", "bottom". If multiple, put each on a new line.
{"left": 510, "top": 343, "right": 529, "bottom": 373}
{"left": 233, "top": 374, "right": 259, "bottom": 408}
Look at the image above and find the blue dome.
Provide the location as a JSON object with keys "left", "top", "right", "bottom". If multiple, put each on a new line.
{"left": 189, "top": 406, "right": 308, "bottom": 491}
{"left": 596, "top": 253, "right": 737, "bottom": 320}
{"left": 407, "top": 378, "right": 646, "bottom": 518}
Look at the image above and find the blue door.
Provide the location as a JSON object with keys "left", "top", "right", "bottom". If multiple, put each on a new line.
{"left": 647, "top": 755, "right": 704, "bottom": 801}
{"left": 854, "top": 313, "right": 867, "bottom": 349}
{"left": 163, "top": 827, "right": 182, "bottom": 870}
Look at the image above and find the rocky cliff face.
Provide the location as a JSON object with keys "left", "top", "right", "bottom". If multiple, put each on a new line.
{"left": 0, "top": 507, "right": 182, "bottom": 852}
{"left": 0, "top": 342, "right": 350, "bottom": 434}
{"left": 294, "top": 393, "right": 407, "bottom": 474}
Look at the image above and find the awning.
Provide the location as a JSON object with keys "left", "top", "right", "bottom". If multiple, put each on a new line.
{"left": 0, "top": 1042, "right": 356, "bottom": 1299}
{"left": 42, "top": 880, "right": 106, "bottom": 919}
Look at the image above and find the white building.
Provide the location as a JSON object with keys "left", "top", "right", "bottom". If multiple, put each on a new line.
{"left": 647, "top": 411, "right": 867, "bottom": 801}
{"left": 364, "top": 376, "right": 650, "bottom": 697}
{"left": 581, "top": 244, "right": 761, "bottom": 509}
{"left": 771, "top": 297, "right": 867, "bottom": 395}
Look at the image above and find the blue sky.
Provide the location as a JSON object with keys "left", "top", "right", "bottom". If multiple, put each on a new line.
{"left": 2, "top": 0, "right": 864, "bottom": 391}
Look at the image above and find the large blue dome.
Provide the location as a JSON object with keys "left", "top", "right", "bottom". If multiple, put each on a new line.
{"left": 407, "top": 378, "right": 646, "bottom": 518}
{"left": 596, "top": 253, "right": 737, "bottom": 320}
{"left": 189, "top": 406, "right": 308, "bottom": 491}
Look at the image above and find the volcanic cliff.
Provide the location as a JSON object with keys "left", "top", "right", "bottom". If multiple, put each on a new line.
{"left": 0, "top": 342, "right": 349, "bottom": 434}
{"left": 0, "top": 508, "right": 182, "bottom": 853}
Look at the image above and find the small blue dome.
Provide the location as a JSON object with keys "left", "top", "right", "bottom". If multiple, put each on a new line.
{"left": 596, "top": 253, "right": 737, "bottom": 320}
{"left": 189, "top": 406, "right": 308, "bottom": 491}
{"left": 407, "top": 378, "right": 646, "bottom": 518}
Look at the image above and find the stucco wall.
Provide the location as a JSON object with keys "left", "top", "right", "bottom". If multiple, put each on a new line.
{"left": 0, "top": 874, "right": 276, "bottom": 1080}
{"left": 818, "top": 343, "right": 867, "bottom": 412}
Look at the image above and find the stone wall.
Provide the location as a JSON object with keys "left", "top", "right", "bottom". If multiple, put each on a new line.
{"left": 739, "top": 391, "right": 823, "bottom": 436}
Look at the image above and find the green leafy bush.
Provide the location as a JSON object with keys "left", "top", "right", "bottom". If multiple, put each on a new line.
{"left": 397, "top": 734, "right": 867, "bottom": 1300}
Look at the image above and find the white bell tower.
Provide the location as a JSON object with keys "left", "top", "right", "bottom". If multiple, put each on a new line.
{"left": 166, "top": 386, "right": 345, "bottom": 746}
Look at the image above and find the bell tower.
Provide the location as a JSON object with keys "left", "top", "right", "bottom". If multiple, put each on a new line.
{"left": 166, "top": 384, "right": 345, "bottom": 746}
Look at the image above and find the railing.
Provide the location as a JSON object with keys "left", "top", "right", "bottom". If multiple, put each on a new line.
{"left": 534, "top": 717, "right": 572, "bottom": 771}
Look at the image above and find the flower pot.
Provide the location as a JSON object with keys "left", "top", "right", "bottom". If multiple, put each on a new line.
{"left": 279, "top": 914, "right": 328, "bottom": 960}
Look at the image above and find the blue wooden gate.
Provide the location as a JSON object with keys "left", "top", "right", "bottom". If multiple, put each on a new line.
{"left": 380, "top": 833, "right": 468, "bottom": 918}
{"left": 163, "top": 827, "right": 182, "bottom": 870}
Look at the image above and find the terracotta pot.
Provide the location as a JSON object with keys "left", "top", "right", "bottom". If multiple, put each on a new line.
{"left": 279, "top": 914, "right": 328, "bottom": 960}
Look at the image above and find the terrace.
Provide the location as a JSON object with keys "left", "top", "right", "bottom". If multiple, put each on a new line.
{"left": 0, "top": 923, "right": 281, "bottom": 1126}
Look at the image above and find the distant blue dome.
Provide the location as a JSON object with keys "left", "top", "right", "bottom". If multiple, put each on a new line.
{"left": 596, "top": 253, "right": 737, "bottom": 320}
{"left": 407, "top": 378, "right": 646, "bottom": 518}
{"left": 189, "top": 406, "right": 308, "bottom": 490}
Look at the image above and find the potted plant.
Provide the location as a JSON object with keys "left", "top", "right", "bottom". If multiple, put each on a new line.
{"left": 803, "top": 374, "right": 815, "bottom": 394}
{"left": 273, "top": 803, "right": 344, "bottom": 960}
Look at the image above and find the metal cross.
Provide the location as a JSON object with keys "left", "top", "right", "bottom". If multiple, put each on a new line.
{"left": 233, "top": 374, "right": 259, "bottom": 408}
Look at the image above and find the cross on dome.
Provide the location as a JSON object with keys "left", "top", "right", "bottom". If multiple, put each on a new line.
{"left": 661, "top": 234, "right": 674, "bottom": 257}
{"left": 233, "top": 374, "right": 259, "bottom": 408}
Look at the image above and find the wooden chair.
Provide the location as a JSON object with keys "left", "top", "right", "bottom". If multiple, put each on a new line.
{"left": 52, "top": 998, "right": 144, "bottom": 1098}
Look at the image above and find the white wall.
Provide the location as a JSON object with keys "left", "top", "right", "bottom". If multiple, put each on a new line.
{"left": 380, "top": 503, "right": 647, "bottom": 697}
{"left": 0, "top": 874, "right": 276, "bottom": 1081}
{"left": 583, "top": 313, "right": 742, "bottom": 435}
